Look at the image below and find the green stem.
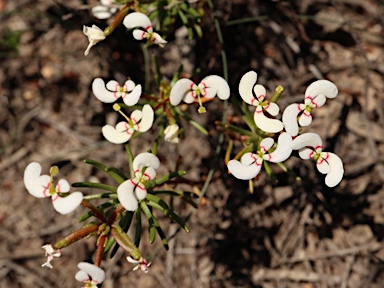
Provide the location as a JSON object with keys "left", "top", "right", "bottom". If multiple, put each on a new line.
{"left": 54, "top": 224, "right": 99, "bottom": 249}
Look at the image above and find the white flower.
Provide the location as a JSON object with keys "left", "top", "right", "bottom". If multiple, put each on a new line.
{"left": 164, "top": 123, "right": 179, "bottom": 143}
{"left": 282, "top": 80, "right": 338, "bottom": 136}
{"left": 92, "top": 0, "right": 122, "bottom": 20}
{"left": 117, "top": 153, "right": 160, "bottom": 211}
{"left": 238, "top": 71, "right": 283, "bottom": 133}
{"left": 41, "top": 244, "right": 61, "bottom": 269}
{"left": 127, "top": 256, "right": 151, "bottom": 273}
{"left": 83, "top": 25, "right": 106, "bottom": 56}
{"left": 102, "top": 104, "right": 154, "bottom": 144}
{"left": 92, "top": 78, "right": 142, "bottom": 106}
{"left": 170, "top": 75, "right": 230, "bottom": 113}
{"left": 23, "top": 162, "right": 83, "bottom": 215}
{"left": 75, "top": 262, "right": 105, "bottom": 288}
{"left": 291, "top": 132, "right": 344, "bottom": 187}
{"left": 228, "top": 133, "right": 292, "bottom": 180}
{"left": 123, "top": 12, "right": 167, "bottom": 47}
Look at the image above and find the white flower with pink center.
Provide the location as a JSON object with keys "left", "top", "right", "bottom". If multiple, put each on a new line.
{"left": 92, "top": 78, "right": 142, "bottom": 106}
{"left": 75, "top": 262, "right": 105, "bottom": 288}
{"left": 127, "top": 256, "right": 151, "bottom": 273}
{"left": 102, "top": 104, "right": 154, "bottom": 144}
{"left": 117, "top": 153, "right": 160, "bottom": 211}
{"left": 23, "top": 163, "right": 83, "bottom": 215}
{"left": 238, "top": 71, "right": 283, "bottom": 133}
{"left": 170, "top": 75, "right": 230, "bottom": 113}
{"left": 291, "top": 132, "right": 344, "bottom": 187}
{"left": 282, "top": 80, "right": 338, "bottom": 136}
{"left": 123, "top": 12, "right": 167, "bottom": 47}
{"left": 228, "top": 133, "right": 292, "bottom": 180}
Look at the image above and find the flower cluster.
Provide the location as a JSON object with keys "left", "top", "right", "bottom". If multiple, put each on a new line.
{"left": 227, "top": 71, "right": 344, "bottom": 187}
{"left": 83, "top": 11, "right": 166, "bottom": 56}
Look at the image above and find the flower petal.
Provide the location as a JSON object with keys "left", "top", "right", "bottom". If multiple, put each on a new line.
{"left": 200, "top": 75, "right": 230, "bottom": 100}
{"left": 239, "top": 71, "right": 257, "bottom": 105}
{"left": 102, "top": 122, "right": 132, "bottom": 144}
{"left": 56, "top": 179, "right": 70, "bottom": 193}
{"left": 254, "top": 110, "right": 284, "bottom": 133}
{"left": 134, "top": 184, "right": 147, "bottom": 201}
{"left": 260, "top": 137, "right": 275, "bottom": 152}
{"left": 298, "top": 148, "right": 314, "bottom": 160}
{"left": 24, "top": 162, "right": 50, "bottom": 198}
{"left": 132, "top": 29, "right": 147, "bottom": 40}
{"left": 123, "top": 84, "right": 142, "bottom": 106}
{"left": 83, "top": 25, "right": 105, "bottom": 56}
{"left": 170, "top": 79, "right": 195, "bottom": 106}
{"left": 267, "top": 133, "right": 293, "bottom": 163}
{"left": 298, "top": 112, "right": 313, "bottom": 127}
{"left": 75, "top": 270, "right": 90, "bottom": 283}
{"left": 152, "top": 32, "right": 167, "bottom": 47}
{"left": 52, "top": 192, "right": 83, "bottom": 215}
{"left": 92, "top": 78, "right": 118, "bottom": 103}
{"left": 133, "top": 152, "right": 160, "bottom": 171}
{"left": 253, "top": 84, "right": 266, "bottom": 102}
{"left": 135, "top": 104, "right": 154, "bottom": 132}
{"left": 309, "top": 94, "right": 326, "bottom": 108}
{"left": 264, "top": 102, "right": 280, "bottom": 116}
{"left": 228, "top": 158, "right": 262, "bottom": 180}
{"left": 117, "top": 180, "right": 138, "bottom": 211}
{"left": 324, "top": 153, "right": 344, "bottom": 187}
{"left": 164, "top": 124, "right": 179, "bottom": 143}
{"left": 316, "top": 153, "right": 331, "bottom": 174}
{"left": 291, "top": 133, "right": 322, "bottom": 150}
{"left": 77, "top": 262, "right": 106, "bottom": 284}
{"left": 123, "top": 12, "right": 152, "bottom": 30}
{"left": 282, "top": 103, "right": 301, "bottom": 136}
{"left": 305, "top": 79, "right": 338, "bottom": 100}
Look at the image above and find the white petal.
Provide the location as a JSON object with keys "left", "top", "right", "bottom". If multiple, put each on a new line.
{"left": 324, "top": 153, "right": 344, "bottom": 187}
{"left": 228, "top": 159, "right": 262, "bottom": 180}
{"left": 316, "top": 154, "right": 331, "bottom": 174}
{"left": 240, "top": 152, "right": 258, "bottom": 165}
{"left": 298, "top": 112, "right": 313, "bottom": 127}
{"left": 152, "top": 32, "right": 167, "bottom": 47}
{"left": 141, "top": 166, "right": 157, "bottom": 180}
{"left": 130, "top": 109, "right": 143, "bottom": 123}
{"left": 135, "top": 104, "right": 154, "bottom": 132}
{"left": 282, "top": 103, "right": 301, "bottom": 136}
{"left": 132, "top": 29, "right": 147, "bottom": 40}
{"left": 305, "top": 79, "right": 338, "bottom": 99}
{"left": 133, "top": 152, "right": 160, "bottom": 171}
{"left": 264, "top": 102, "right": 280, "bottom": 116}
{"left": 308, "top": 94, "right": 326, "bottom": 108}
{"left": 52, "top": 192, "right": 83, "bottom": 215}
{"left": 239, "top": 71, "right": 257, "bottom": 105}
{"left": 24, "top": 162, "right": 50, "bottom": 198}
{"left": 123, "top": 84, "right": 142, "bottom": 106}
{"left": 254, "top": 110, "right": 284, "bottom": 133}
{"left": 291, "top": 133, "right": 322, "bottom": 150}
{"left": 102, "top": 123, "right": 132, "bottom": 144}
{"left": 77, "top": 262, "right": 105, "bottom": 284}
{"left": 123, "top": 12, "right": 152, "bottom": 30}
{"left": 92, "top": 78, "right": 117, "bottom": 103}
{"left": 117, "top": 180, "right": 138, "bottom": 211}
{"left": 56, "top": 179, "right": 70, "bottom": 193}
{"left": 134, "top": 184, "right": 147, "bottom": 201}
{"left": 164, "top": 124, "right": 179, "bottom": 143}
{"left": 298, "top": 148, "right": 314, "bottom": 159}
{"left": 91, "top": 6, "right": 113, "bottom": 20}
{"left": 170, "top": 79, "right": 194, "bottom": 106}
{"left": 260, "top": 137, "right": 275, "bottom": 151}
{"left": 75, "top": 270, "right": 90, "bottom": 283}
{"left": 253, "top": 84, "right": 266, "bottom": 101}
{"left": 127, "top": 256, "right": 140, "bottom": 264}
{"left": 266, "top": 133, "right": 293, "bottom": 163}
{"left": 200, "top": 75, "right": 230, "bottom": 100}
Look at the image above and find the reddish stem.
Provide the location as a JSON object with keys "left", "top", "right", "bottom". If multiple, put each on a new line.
{"left": 107, "top": 204, "right": 125, "bottom": 225}
{"left": 81, "top": 200, "right": 107, "bottom": 222}
{"left": 54, "top": 224, "right": 99, "bottom": 249}
{"left": 94, "top": 235, "right": 107, "bottom": 267}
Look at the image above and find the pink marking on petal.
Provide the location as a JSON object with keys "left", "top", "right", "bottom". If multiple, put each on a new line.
{"left": 200, "top": 82, "right": 207, "bottom": 97}
{"left": 305, "top": 96, "right": 313, "bottom": 102}
{"left": 124, "top": 123, "right": 133, "bottom": 135}
{"left": 42, "top": 184, "right": 50, "bottom": 197}
{"left": 136, "top": 183, "right": 145, "bottom": 191}
{"left": 264, "top": 103, "right": 270, "bottom": 110}
{"left": 141, "top": 31, "right": 146, "bottom": 39}
{"left": 302, "top": 111, "right": 311, "bottom": 116}
{"left": 145, "top": 26, "right": 152, "bottom": 31}
{"left": 130, "top": 179, "right": 137, "bottom": 186}
{"left": 257, "top": 94, "right": 265, "bottom": 101}
{"left": 114, "top": 84, "right": 120, "bottom": 99}
{"left": 255, "top": 109, "right": 263, "bottom": 114}
{"left": 265, "top": 154, "right": 272, "bottom": 161}
{"left": 260, "top": 145, "right": 268, "bottom": 153}
{"left": 315, "top": 145, "right": 323, "bottom": 150}
{"left": 51, "top": 194, "right": 59, "bottom": 202}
